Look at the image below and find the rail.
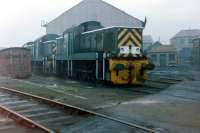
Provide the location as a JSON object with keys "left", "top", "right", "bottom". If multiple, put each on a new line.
{"left": 0, "top": 86, "right": 157, "bottom": 133}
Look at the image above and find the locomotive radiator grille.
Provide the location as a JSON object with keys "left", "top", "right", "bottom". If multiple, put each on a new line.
{"left": 109, "top": 59, "right": 149, "bottom": 85}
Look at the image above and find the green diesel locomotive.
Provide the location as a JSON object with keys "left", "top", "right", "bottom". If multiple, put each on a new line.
{"left": 30, "top": 21, "right": 154, "bottom": 85}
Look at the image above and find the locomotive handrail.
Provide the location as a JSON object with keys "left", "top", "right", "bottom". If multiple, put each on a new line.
{"left": 82, "top": 26, "right": 144, "bottom": 34}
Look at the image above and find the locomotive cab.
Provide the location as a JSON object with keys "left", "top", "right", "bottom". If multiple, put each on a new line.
{"left": 73, "top": 25, "right": 155, "bottom": 85}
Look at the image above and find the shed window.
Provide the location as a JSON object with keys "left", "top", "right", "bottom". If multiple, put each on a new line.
{"left": 151, "top": 54, "right": 157, "bottom": 63}
{"left": 169, "top": 54, "right": 175, "bottom": 61}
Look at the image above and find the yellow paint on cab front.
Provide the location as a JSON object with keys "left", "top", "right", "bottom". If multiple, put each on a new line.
{"left": 109, "top": 59, "right": 149, "bottom": 85}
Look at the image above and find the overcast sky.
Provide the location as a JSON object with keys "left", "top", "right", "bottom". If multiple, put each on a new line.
{"left": 0, "top": 0, "right": 199, "bottom": 47}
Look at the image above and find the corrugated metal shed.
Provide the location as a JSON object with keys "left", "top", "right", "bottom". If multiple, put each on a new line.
{"left": 170, "top": 29, "right": 200, "bottom": 51}
{"left": 194, "top": 36, "right": 200, "bottom": 40}
{"left": 46, "top": 0, "right": 144, "bottom": 35}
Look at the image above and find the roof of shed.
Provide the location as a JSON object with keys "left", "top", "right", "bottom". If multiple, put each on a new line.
{"left": 193, "top": 36, "right": 200, "bottom": 40}
{"left": 171, "top": 29, "right": 200, "bottom": 39}
{"left": 46, "top": 0, "right": 145, "bottom": 35}
{"left": 0, "top": 47, "right": 30, "bottom": 53}
{"left": 147, "top": 41, "right": 177, "bottom": 53}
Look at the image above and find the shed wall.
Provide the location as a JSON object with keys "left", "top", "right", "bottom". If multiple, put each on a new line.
{"left": 46, "top": 0, "right": 143, "bottom": 35}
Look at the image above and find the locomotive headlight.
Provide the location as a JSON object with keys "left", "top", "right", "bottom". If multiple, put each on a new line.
{"left": 131, "top": 47, "right": 141, "bottom": 54}
{"left": 119, "top": 46, "right": 129, "bottom": 54}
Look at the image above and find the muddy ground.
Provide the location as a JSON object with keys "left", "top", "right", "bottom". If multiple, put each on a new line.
{"left": 0, "top": 69, "right": 199, "bottom": 133}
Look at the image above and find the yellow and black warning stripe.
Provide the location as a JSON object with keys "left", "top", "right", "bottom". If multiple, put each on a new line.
{"left": 118, "top": 28, "right": 142, "bottom": 47}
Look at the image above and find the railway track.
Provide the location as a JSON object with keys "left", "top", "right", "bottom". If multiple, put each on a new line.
{"left": 0, "top": 111, "right": 44, "bottom": 133}
{"left": 136, "top": 77, "right": 200, "bottom": 102}
{"left": 148, "top": 76, "right": 183, "bottom": 85}
{"left": 132, "top": 77, "right": 183, "bottom": 94}
{"left": 0, "top": 87, "right": 157, "bottom": 133}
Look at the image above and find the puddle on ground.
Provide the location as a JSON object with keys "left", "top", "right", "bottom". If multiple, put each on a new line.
{"left": 121, "top": 99, "right": 163, "bottom": 105}
{"left": 85, "top": 86, "right": 94, "bottom": 89}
